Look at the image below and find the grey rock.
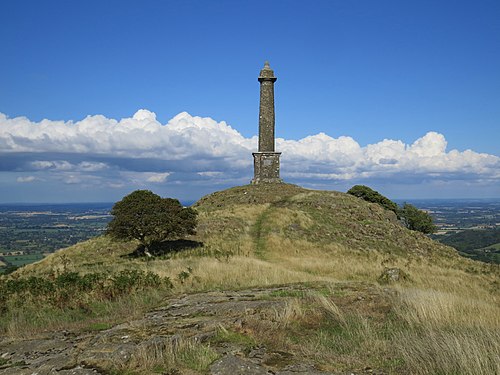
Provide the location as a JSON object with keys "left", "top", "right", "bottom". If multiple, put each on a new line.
{"left": 210, "top": 354, "right": 272, "bottom": 375}
{"left": 378, "top": 267, "right": 408, "bottom": 283}
{"left": 56, "top": 367, "right": 102, "bottom": 375}
{"left": 0, "top": 338, "right": 76, "bottom": 372}
{"left": 276, "top": 363, "right": 334, "bottom": 374}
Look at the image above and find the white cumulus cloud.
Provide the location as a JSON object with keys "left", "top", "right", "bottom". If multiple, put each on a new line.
{"left": 0, "top": 110, "right": 498, "bottom": 192}
{"left": 16, "top": 176, "right": 36, "bottom": 183}
{"left": 146, "top": 172, "right": 170, "bottom": 183}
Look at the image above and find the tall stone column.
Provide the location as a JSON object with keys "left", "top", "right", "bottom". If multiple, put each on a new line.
{"left": 258, "top": 61, "right": 277, "bottom": 152}
{"left": 252, "top": 61, "right": 282, "bottom": 184}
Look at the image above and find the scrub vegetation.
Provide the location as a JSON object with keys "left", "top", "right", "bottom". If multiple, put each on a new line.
{"left": 347, "top": 184, "right": 436, "bottom": 234}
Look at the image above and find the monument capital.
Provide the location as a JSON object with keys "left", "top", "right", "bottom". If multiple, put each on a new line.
{"left": 258, "top": 61, "right": 277, "bottom": 82}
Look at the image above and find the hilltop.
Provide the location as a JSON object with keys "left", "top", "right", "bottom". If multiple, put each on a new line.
{"left": 1, "top": 184, "right": 499, "bottom": 375}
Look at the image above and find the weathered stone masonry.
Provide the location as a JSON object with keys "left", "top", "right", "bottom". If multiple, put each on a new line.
{"left": 252, "top": 61, "right": 282, "bottom": 184}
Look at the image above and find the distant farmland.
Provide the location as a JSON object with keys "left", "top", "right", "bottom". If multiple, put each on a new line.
{"left": 2, "top": 254, "right": 45, "bottom": 267}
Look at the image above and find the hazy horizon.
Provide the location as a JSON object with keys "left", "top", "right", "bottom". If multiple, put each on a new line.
{"left": 2, "top": 195, "right": 500, "bottom": 206}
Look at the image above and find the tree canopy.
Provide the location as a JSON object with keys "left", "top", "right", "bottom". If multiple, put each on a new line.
{"left": 347, "top": 185, "right": 436, "bottom": 234}
{"left": 106, "top": 190, "right": 197, "bottom": 255}
{"left": 400, "top": 203, "right": 436, "bottom": 234}
{"left": 347, "top": 185, "right": 399, "bottom": 215}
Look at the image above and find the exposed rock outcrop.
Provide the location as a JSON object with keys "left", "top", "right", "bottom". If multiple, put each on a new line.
{"left": 0, "top": 284, "right": 389, "bottom": 375}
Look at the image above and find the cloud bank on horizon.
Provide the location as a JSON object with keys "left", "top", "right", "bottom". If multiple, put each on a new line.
{"left": 1, "top": 110, "right": 499, "bottom": 199}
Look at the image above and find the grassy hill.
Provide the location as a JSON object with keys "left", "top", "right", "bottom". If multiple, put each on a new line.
{"left": 1, "top": 184, "right": 499, "bottom": 374}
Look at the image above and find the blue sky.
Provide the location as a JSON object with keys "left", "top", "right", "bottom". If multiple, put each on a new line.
{"left": 0, "top": 0, "right": 499, "bottom": 202}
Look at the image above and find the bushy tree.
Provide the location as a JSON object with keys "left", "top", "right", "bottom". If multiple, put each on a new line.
{"left": 347, "top": 185, "right": 436, "bottom": 234}
{"left": 347, "top": 185, "right": 399, "bottom": 215}
{"left": 106, "top": 190, "right": 197, "bottom": 256}
{"left": 400, "top": 203, "right": 436, "bottom": 234}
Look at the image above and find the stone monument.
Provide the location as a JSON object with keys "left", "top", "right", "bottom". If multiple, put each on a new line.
{"left": 251, "top": 61, "right": 282, "bottom": 184}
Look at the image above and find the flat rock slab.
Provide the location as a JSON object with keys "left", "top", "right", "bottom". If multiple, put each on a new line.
{"left": 0, "top": 367, "right": 101, "bottom": 375}
{"left": 211, "top": 354, "right": 273, "bottom": 375}
{"left": 210, "top": 355, "right": 338, "bottom": 375}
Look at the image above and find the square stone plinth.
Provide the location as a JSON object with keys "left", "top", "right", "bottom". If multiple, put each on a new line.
{"left": 252, "top": 152, "right": 282, "bottom": 184}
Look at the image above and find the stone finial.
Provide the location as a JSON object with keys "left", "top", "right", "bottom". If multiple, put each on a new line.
{"left": 259, "top": 61, "right": 276, "bottom": 81}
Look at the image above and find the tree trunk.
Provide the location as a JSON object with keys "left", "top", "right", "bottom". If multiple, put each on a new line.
{"left": 143, "top": 245, "right": 153, "bottom": 258}
{"left": 139, "top": 236, "right": 153, "bottom": 257}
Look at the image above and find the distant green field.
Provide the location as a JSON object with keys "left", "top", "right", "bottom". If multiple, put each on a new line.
{"left": 481, "top": 242, "right": 500, "bottom": 251}
{"left": 435, "top": 228, "right": 500, "bottom": 264}
{"left": 2, "top": 254, "right": 45, "bottom": 267}
{"left": 457, "top": 242, "right": 500, "bottom": 264}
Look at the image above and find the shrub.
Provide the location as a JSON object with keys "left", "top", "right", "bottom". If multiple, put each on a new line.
{"left": 400, "top": 203, "right": 436, "bottom": 234}
{"left": 0, "top": 270, "right": 171, "bottom": 314}
{"left": 347, "top": 185, "right": 399, "bottom": 215}
{"left": 347, "top": 185, "right": 436, "bottom": 234}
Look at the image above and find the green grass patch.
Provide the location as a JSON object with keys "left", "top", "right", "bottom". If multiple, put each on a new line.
{"left": 211, "top": 328, "right": 257, "bottom": 351}
{"left": 0, "top": 358, "right": 27, "bottom": 369}
{"left": 312, "top": 316, "right": 368, "bottom": 355}
{"left": 252, "top": 207, "right": 272, "bottom": 259}
{"left": 177, "top": 343, "right": 219, "bottom": 371}
{"left": 3, "top": 254, "right": 44, "bottom": 267}
{"left": 269, "top": 289, "right": 307, "bottom": 298}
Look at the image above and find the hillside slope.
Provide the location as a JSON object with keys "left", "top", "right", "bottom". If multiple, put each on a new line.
{"left": 1, "top": 184, "right": 499, "bottom": 375}
{"left": 16, "top": 183, "right": 470, "bottom": 287}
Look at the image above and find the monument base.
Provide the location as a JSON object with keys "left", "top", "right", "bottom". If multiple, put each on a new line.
{"left": 251, "top": 152, "right": 282, "bottom": 184}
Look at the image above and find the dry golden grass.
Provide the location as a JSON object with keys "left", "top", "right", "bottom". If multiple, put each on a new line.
{"left": 272, "top": 297, "right": 305, "bottom": 328}
{"left": 15, "top": 236, "right": 136, "bottom": 276}
{"left": 391, "top": 287, "right": 500, "bottom": 374}
{"left": 313, "top": 293, "right": 346, "bottom": 325}
{"left": 396, "top": 287, "right": 499, "bottom": 329}
{"left": 395, "top": 327, "right": 500, "bottom": 375}
{"left": 111, "top": 337, "right": 219, "bottom": 374}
